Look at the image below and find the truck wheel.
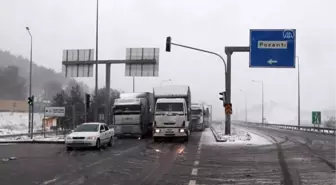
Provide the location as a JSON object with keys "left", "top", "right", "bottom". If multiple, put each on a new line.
{"left": 96, "top": 139, "right": 101, "bottom": 150}
{"left": 108, "top": 137, "right": 113, "bottom": 147}
{"left": 66, "top": 146, "right": 72, "bottom": 151}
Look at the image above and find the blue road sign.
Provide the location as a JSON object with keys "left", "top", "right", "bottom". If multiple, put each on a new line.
{"left": 249, "top": 29, "right": 296, "bottom": 68}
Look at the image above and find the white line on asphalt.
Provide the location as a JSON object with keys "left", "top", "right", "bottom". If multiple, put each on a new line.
{"left": 188, "top": 180, "right": 196, "bottom": 185}
{"left": 194, "top": 160, "right": 199, "bottom": 166}
{"left": 42, "top": 177, "right": 59, "bottom": 185}
{"left": 191, "top": 168, "right": 198, "bottom": 176}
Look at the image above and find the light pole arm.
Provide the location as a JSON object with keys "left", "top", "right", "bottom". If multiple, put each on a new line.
{"left": 171, "top": 42, "right": 227, "bottom": 72}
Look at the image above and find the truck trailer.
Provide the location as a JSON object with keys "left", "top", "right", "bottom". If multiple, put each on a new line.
{"left": 112, "top": 92, "right": 154, "bottom": 138}
{"left": 152, "top": 85, "right": 191, "bottom": 142}
{"left": 190, "top": 103, "right": 205, "bottom": 131}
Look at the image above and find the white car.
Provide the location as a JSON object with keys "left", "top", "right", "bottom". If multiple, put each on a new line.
{"left": 65, "top": 122, "right": 114, "bottom": 150}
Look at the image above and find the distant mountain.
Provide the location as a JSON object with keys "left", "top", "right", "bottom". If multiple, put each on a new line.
{"left": 0, "top": 50, "right": 68, "bottom": 98}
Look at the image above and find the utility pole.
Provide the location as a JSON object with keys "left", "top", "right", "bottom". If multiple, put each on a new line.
{"left": 26, "top": 27, "right": 33, "bottom": 137}
{"left": 94, "top": 0, "right": 99, "bottom": 122}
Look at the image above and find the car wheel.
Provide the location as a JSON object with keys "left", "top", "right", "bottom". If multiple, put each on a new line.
{"left": 108, "top": 137, "right": 113, "bottom": 147}
{"left": 153, "top": 137, "right": 158, "bottom": 142}
{"left": 66, "top": 146, "right": 72, "bottom": 151}
{"left": 96, "top": 139, "right": 101, "bottom": 150}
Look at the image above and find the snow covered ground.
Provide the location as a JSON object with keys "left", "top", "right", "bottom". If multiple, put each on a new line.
{"left": 205, "top": 122, "right": 270, "bottom": 146}
{"left": 0, "top": 135, "right": 65, "bottom": 142}
{"left": 0, "top": 112, "right": 44, "bottom": 135}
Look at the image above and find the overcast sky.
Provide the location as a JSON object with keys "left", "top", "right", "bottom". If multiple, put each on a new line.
{"left": 0, "top": 0, "right": 335, "bottom": 122}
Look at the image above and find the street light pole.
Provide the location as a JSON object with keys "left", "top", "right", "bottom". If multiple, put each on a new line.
{"left": 94, "top": 0, "right": 99, "bottom": 122}
{"left": 26, "top": 27, "right": 33, "bottom": 137}
{"left": 252, "top": 80, "right": 264, "bottom": 124}
{"left": 297, "top": 56, "right": 301, "bottom": 128}
{"left": 240, "top": 90, "right": 247, "bottom": 123}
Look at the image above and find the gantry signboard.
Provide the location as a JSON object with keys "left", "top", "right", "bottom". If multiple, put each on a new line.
{"left": 62, "top": 49, "right": 94, "bottom": 77}
{"left": 125, "top": 48, "right": 160, "bottom": 77}
{"left": 249, "top": 29, "right": 296, "bottom": 68}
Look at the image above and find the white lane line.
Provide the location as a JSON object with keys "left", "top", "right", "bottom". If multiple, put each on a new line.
{"left": 194, "top": 160, "right": 199, "bottom": 166}
{"left": 188, "top": 180, "right": 196, "bottom": 185}
{"left": 42, "top": 177, "right": 59, "bottom": 185}
{"left": 191, "top": 168, "right": 198, "bottom": 176}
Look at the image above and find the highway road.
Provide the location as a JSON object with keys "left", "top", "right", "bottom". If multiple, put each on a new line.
{"left": 0, "top": 124, "right": 335, "bottom": 185}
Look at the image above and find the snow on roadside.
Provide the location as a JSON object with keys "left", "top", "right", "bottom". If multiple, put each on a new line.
{"left": 207, "top": 122, "right": 271, "bottom": 146}
{"left": 0, "top": 135, "right": 65, "bottom": 142}
{"left": 0, "top": 112, "right": 44, "bottom": 135}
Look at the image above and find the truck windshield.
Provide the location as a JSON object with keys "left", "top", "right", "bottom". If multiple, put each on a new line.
{"left": 191, "top": 109, "right": 202, "bottom": 115}
{"left": 74, "top": 124, "right": 99, "bottom": 132}
{"left": 113, "top": 105, "right": 141, "bottom": 115}
{"left": 156, "top": 103, "right": 184, "bottom": 112}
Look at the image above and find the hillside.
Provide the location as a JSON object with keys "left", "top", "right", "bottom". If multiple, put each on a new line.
{"left": 0, "top": 50, "right": 68, "bottom": 99}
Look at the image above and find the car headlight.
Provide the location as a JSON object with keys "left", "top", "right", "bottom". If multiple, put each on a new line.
{"left": 179, "top": 129, "right": 185, "bottom": 133}
{"left": 155, "top": 129, "right": 160, "bottom": 133}
{"left": 87, "top": 136, "right": 96, "bottom": 140}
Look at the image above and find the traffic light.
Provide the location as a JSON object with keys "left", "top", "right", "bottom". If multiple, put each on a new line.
{"left": 166, "top": 36, "right": 171, "bottom": 52}
{"left": 219, "top": 91, "right": 226, "bottom": 102}
{"left": 85, "top": 93, "right": 91, "bottom": 109}
{"left": 27, "top": 95, "right": 34, "bottom": 105}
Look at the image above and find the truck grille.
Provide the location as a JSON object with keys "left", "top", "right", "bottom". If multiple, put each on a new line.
{"left": 164, "top": 122, "right": 175, "bottom": 125}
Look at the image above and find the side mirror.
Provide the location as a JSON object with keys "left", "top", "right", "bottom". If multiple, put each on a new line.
{"left": 100, "top": 129, "right": 105, "bottom": 133}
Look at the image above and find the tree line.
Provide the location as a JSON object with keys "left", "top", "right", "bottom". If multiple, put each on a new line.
{"left": 50, "top": 80, "right": 120, "bottom": 129}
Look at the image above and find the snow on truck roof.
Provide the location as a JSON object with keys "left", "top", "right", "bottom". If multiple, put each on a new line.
{"left": 157, "top": 98, "right": 185, "bottom": 103}
{"left": 120, "top": 93, "right": 146, "bottom": 99}
{"left": 153, "top": 85, "right": 190, "bottom": 97}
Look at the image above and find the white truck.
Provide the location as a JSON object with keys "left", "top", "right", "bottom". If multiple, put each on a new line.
{"left": 190, "top": 103, "right": 205, "bottom": 131}
{"left": 203, "top": 105, "right": 212, "bottom": 128}
{"left": 112, "top": 92, "right": 154, "bottom": 138}
{"left": 65, "top": 122, "right": 114, "bottom": 150}
{"left": 152, "top": 85, "right": 191, "bottom": 142}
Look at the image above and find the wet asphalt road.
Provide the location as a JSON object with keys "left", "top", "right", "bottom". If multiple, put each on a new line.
{"left": 0, "top": 124, "right": 335, "bottom": 185}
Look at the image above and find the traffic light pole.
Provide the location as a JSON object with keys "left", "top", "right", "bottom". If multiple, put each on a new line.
{"left": 224, "top": 47, "right": 250, "bottom": 134}
{"left": 166, "top": 36, "right": 251, "bottom": 135}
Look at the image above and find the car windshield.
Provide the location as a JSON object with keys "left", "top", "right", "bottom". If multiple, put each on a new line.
{"left": 156, "top": 103, "right": 184, "bottom": 112}
{"left": 74, "top": 124, "right": 99, "bottom": 132}
{"left": 113, "top": 105, "right": 141, "bottom": 115}
{"left": 191, "top": 109, "right": 202, "bottom": 115}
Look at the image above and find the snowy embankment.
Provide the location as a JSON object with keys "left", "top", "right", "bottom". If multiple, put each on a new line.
{"left": 207, "top": 121, "right": 270, "bottom": 145}
{"left": 0, "top": 135, "right": 65, "bottom": 142}
{"left": 0, "top": 112, "right": 43, "bottom": 135}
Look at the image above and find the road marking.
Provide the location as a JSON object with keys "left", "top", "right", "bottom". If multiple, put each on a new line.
{"left": 194, "top": 160, "right": 199, "bottom": 166}
{"left": 188, "top": 180, "right": 196, "bottom": 185}
{"left": 191, "top": 168, "right": 198, "bottom": 176}
{"left": 42, "top": 177, "right": 59, "bottom": 185}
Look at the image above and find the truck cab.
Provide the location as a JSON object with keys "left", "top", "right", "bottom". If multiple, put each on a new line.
{"left": 190, "top": 103, "right": 205, "bottom": 131}
{"left": 112, "top": 92, "right": 154, "bottom": 138}
{"left": 152, "top": 85, "right": 191, "bottom": 142}
{"left": 153, "top": 98, "right": 190, "bottom": 141}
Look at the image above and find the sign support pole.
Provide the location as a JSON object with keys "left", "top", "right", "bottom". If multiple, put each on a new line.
{"left": 105, "top": 64, "right": 111, "bottom": 124}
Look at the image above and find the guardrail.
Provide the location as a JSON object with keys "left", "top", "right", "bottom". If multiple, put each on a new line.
{"left": 237, "top": 121, "right": 336, "bottom": 135}
{"left": 0, "top": 130, "right": 71, "bottom": 139}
